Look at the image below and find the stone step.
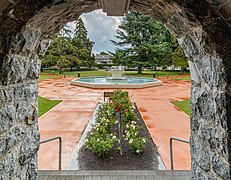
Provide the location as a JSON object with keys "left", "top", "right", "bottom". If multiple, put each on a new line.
{"left": 38, "top": 170, "right": 191, "bottom": 180}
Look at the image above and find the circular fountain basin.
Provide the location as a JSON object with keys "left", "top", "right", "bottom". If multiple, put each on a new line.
{"left": 71, "top": 76, "right": 163, "bottom": 89}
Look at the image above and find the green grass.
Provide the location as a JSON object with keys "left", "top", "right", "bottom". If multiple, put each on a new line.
{"left": 124, "top": 71, "right": 182, "bottom": 77}
{"left": 39, "top": 74, "right": 62, "bottom": 81}
{"left": 38, "top": 96, "right": 62, "bottom": 117}
{"left": 40, "top": 69, "right": 187, "bottom": 79}
{"left": 65, "top": 70, "right": 111, "bottom": 77}
{"left": 171, "top": 99, "right": 190, "bottom": 115}
{"left": 171, "top": 76, "right": 191, "bottom": 81}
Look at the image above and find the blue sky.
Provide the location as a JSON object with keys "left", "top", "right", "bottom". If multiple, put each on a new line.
{"left": 68, "top": 9, "right": 123, "bottom": 54}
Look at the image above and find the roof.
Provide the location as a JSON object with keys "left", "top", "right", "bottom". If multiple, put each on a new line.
{"left": 95, "top": 54, "right": 112, "bottom": 60}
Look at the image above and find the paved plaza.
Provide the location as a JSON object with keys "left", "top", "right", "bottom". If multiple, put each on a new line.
{"left": 38, "top": 77, "right": 191, "bottom": 170}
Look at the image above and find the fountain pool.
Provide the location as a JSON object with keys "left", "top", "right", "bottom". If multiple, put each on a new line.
{"left": 70, "top": 76, "right": 162, "bottom": 89}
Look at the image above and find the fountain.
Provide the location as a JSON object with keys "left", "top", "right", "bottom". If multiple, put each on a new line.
{"left": 70, "top": 66, "right": 162, "bottom": 89}
{"left": 107, "top": 66, "right": 127, "bottom": 80}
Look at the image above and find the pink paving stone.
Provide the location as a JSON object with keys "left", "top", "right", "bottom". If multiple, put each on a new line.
{"left": 38, "top": 76, "right": 191, "bottom": 170}
{"left": 39, "top": 131, "right": 81, "bottom": 170}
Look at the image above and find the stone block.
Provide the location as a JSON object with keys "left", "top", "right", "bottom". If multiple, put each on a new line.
{"left": 4, "top": 88, "right": 14, "bottom": 102}
{"left": 5, "top": 55, "right": 29, "bottom": 84}
{"left": 37, "top": 39, "right": 51, "bottom": 56}
{"left": 20, "top": 155, "right": 38, "bottom": 180}
{"left": 207, "top": 0, "right": 225, "bottom": 6}
{"left": 220, "top": 1, "right": 231, "bottom": 19}
{"left": 14, "top": 82, "right": 38, "bottom": 101}
{"left": 19, "top": 126, "right": 40, "bottom": 165}
{"left": 0, "top": 90, "right": 5, "bottom": 104}
{"left": 103, "top": 0, "right": 129, "bottom": 16}
{"left": 0, "top": 125, "right": 26, "bottom": 155}
{"left": 13, "top": 32, "right": 26, "bottom": 54}
{"left": 26, "top": 53, "right": 40, "bottom": 79}
{"left": 196, "top": 91, "right": 215, "bottom": 119}
{"left": 0, "top": 0, "right": 11, "bottom": 12}
{"left": 168, "top": 13, "right": 190, "bottom": 34}
{"left": 212, "top": 153, "right": 230, "bottom": 179}
{"left": 179, "top": 35, "right": 200, "bottom": 56}
{"left": 25, "top": 104, "right": 38, "bottom": 125}
{"left": 191, "top": 135, "right": 210, "bottom": 171}
{"left": 15, "top": 101, "right": 30, "bottom": 122}
{"left": 4, "top": 54, "right": 40, "bottom": 84}
{"left": 22, "top": 27, "right": 42, "bottom": 54}
{"left": 0, "top": 148, "right": 19, "bottom": 180}
{"left": 195, "top": 55, "right": 226, "bottom": 87}
{"left": 0, "top": 104, "right": 16, "bottom": 134}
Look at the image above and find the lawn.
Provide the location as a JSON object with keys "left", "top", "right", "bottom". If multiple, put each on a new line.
{"left": 171, "top": 99, "right": 190, "bottom": 115}
{"left": 170, "top": 75, "right": 191, "bottom": 81}
{"left": 39, "top": 74, "right": 62, "bottom": 81}
{"left": 40, "top": 69, "right": 187, "bottom": 79}
{"left": 38, "top": 96, "right": 62, "bottom": 117}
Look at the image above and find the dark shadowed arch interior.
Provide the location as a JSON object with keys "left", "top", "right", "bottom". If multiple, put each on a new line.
{"left": 0, "top": 0, "right": 231, "bottom": 179}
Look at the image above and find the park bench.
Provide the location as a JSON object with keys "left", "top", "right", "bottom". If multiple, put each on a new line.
{"left": 103, "top": 91, "right": 114, "bottom": 101}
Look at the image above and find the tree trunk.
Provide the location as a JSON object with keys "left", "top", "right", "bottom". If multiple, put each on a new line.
{"left": 59, "top": 68, "right": 62, "bottom": 74}
{"left": 137, "top": 65, "right": 142, "bottom": 74}
{"left": 180, "top": 67, "right": 186, "bottom": 74}
{"left": 40, "top": 65, "right": 44, "bottom": 72}
{"left": 70, "top": 66, "right": 73, "bottom": 71}
{"left": 182, "top": 67, "right": 186, "bottom": 74}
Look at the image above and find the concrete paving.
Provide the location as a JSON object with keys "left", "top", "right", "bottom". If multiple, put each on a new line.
{"left": 38, "top": 77, "right": 191, "bottom": 170}
{"left": 128, "top": 78, "right": 191, "bottom": 170}
{"left": 38, "top": 170, "right": 191, "bottom": 180}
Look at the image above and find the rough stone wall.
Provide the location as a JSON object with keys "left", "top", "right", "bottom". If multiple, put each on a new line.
{"left": 0, "top": 23, "right": 46, "bottom": 180}
{"left": 0, "top": 0, "right": 231, "bottom": 179}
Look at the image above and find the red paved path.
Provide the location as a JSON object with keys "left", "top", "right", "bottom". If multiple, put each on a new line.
{"left": 38, "top": 77, "right": 191, "bottom": 170}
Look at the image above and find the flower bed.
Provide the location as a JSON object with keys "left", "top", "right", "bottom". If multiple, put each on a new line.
{"left": 77, "top": 90, "right": 162, "bottom": 170}
{"left": 85, "top": 90, "right": 147, "bottom": 156}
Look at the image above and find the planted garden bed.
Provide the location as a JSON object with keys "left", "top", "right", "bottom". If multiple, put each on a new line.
{"left": 77, "top": 90, "right": 162, "bottom": 170}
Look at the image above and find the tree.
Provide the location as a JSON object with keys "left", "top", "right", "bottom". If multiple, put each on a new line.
{"left": 111, "top": 11, "right": 187, "bottom": 73}
{"left": 42, "top": 30, "right": 80, "bottom": 73}
{"left": 100, "top": 51, "right": 108, "bottom": 55}
{"left": 42, "top": 18, "right": 95, "bottom": 72}
{"left": 170, "top": 36, "right": 188, "bottom": 72}
{"left": 72, "top": 17, "right": 95, "bottom": 67}
{"left": 57, "top": 55, "right": 70, "bottom": 72}
{"left": 109, "top": 50, "right": 127, "bottom": 65}
{"left": 111, "top": 11, "right": 170, "bottom": 74}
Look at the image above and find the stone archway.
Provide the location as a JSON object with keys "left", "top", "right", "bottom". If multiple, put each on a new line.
{"left": 0, "top": 0, "right": 231, "bottom": 179}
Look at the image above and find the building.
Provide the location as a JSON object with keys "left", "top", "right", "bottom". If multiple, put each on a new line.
{"left": 95, "top": 54, "right": 113, "bottom": 64}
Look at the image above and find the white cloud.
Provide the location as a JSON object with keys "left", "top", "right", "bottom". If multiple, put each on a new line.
{"left": 66, "top": 9, "right": 123, "bottom": 53}
{"left": 99, "top": 35, "right": 107, "bottom": 42}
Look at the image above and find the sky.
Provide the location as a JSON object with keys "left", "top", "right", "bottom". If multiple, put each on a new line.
{"left": 68, "top": 9, "right": 123, "bottom": 54}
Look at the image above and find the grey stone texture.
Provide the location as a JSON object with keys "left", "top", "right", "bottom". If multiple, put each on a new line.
{"left": 0, "top": 0, "right": 231, "bottom": 179}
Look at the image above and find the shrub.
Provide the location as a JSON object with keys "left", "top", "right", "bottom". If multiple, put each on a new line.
{"left": 124, "top": 121, "right": 147, "bottom": 154}
{"left": 123, "top": 108, "right": 137, "bottom": 123}
{"left": 129, "top": 137, "right": 147, "bottom": 154}
{"left": 85, "top": 133, "right": 118, "bottom": 157}
{"left": 85, "top": 89, "right": 147, "bottom": 157}
{"left": 108, "top": 90, "right": 130, "bottom": 113}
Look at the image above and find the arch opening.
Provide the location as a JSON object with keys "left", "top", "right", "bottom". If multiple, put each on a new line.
{"left": 0, "top": 0, "right": 231, "bottom": 179}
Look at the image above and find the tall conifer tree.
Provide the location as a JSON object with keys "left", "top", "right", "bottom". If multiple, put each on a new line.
{"left": 112, "top": 11, "right": 187, "bottom": 73}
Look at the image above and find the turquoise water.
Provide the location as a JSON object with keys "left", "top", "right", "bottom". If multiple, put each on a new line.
{"left": 75, "top": 77, "right": 157, "bottom": 84}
